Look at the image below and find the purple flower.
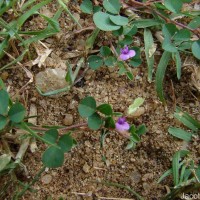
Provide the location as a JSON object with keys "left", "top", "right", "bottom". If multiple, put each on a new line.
{"left": 115, "top": 117, "right": 130, "bottom": 131}
{"left": 120, "top": 46, "right": 136, "bottom": 61}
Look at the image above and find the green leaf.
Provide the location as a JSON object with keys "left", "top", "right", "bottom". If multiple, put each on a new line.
{"left": 173, "top": 51, "right": 181, "bottom": 80}
{"left": 43, "top": 129, "right": 58, "bottom": 144}
{"left": 119, "top": 35, "right": 133, "bottom": 45}
{"left": 0, "top": 115, "right": 7, "bottom": 130}
{"left": 42, "top": 146, "right": 64, "bottom": 168}
{"left": 188, "top": 16, "right": 200, "bottom": 29}
{"left": 0, "top": 89, "right": 9, "bottom": 115}
{"left": 88, "top": 55, "right": 103, "bottom": 70}
{"left": 109, "top": 15, "right": 128, "bottom": 26}
{"left": 126, "top": 71, "right": 134, "bottom": 80}
{"left": 136, "top": 124, "right": 147, "bottom": 136}
{"left": 112, "top": 27, "right": 123, "bottom": 36}
{"left": 97, "top": 104, "right": 113, "bottom": 115}
{"left": 192, "top": 40, "right": 200, "bottom": 60}
{"left": 168, "top": 127, "right": 192, "bottom": 142}
{"left": 164, "top": 0, "right": 183, "bottom": 13}
{"left": 100, "top": 46, "right": 111, "bottom": 57}
{"left": 174, "top": 107, "right": 200, "bottom": 131}
{"left": 58, "top": 134, "right": 73, "bottom": 153}
{"left": 86, "top": 28, "right": 100, "bottom": 51}
{"left": 172, "top": 150, "right": 189, "bottom": 186}
{"left": 17, "top": 0, "right": 52, "bottom": 28}
{"left": 128, "top": 97, "right": 145, "bottom": 115}
{"left": 129, "top": 58, "right": 142, "bottom": 67}
{"left": 158, "top": 168, "right": 173, "bottom": 183}
{"left": 78, "top": 96, "right": 96, "bottom": 117}
{"left": 162, "top": 23, "right": 178, "bottom": 38}
{"left": 162, "top": 39, "right": 177, "bottom": 52}
{"left": 123, "top": 26, "right": 137, "bottom": 36}
{"left": 132, "top": 19, "right": 162, "bottom": 28}
{"left": 88, "top": 113, "right": 103, "bottom": 130}
{"left": 80, "top": 0, "right": 93, "bottom": 14}
{"left": 173, "top": 29, "right": 191, "bottom": 41}
{"left": 104, "top": 56, "right": 117, "bottom": 66}
{"left": 105, "top": 116, "right": 115, "bottom": 128}
{"left": 103, "top": 0, "right": 121, "bottom": 14}
{"left": 126, "top": 140, "right": 136, "bottom": 150}
{"left": 155, "top": 51, "right": 171, "bottom": 102}
{"left": 8, "top": 103, "right": 26, "bottom": 123}
{"left": 93, "top": 12, "right": 120, "bottom": 31}
{"left": 0, "top": 154, "right": 11, "bottom": 172}
{"left": 144, "top": 29, "right": 155, "bottom": 82}
{"left": 130, "top": 132, "right": 140, "bottom": 143}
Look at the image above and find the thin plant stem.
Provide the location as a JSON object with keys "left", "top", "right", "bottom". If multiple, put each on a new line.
{"left": 94, "top": 180, "right": 144, "bottom": 200}
{"left": 14, "top": 166, "right": 46, "bottom": 199}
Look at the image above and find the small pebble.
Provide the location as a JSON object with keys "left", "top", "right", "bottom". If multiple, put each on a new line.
{"left": 41, "top": 174, "right": 52, "bottom": 184}
{"left": 83, "top": 162, "right": 90, "bottom": 173}
{"left": 63, "top": 114, "right": 73, "bottom": 126}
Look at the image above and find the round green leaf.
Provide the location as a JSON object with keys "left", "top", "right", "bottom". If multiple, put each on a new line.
{"left": 100, "top": 46, "right": 111, "bottom": 57}
{"left": 97, "top": 104, "right": 113, "bottom": 115}
{"left": 58, "top": 134, "right": 73, "bottom": 153}
{"left": 0, "top": 89, "right": 9, "bottom": 115}
{"left": 119, "top": 35, "right": 133, "bottom": 45}
{"left": 164, "top": 0, "right": 183, "bottom": 13}
{"left": 42, "top": 146, "right": 64, "bottom": 168}
{"left": 192, "top": 40, "right": 200, "bottom": 60}
{"left": 78, "top": 96, "right": 96, "bottom": 117}
{"left": 88, "top": 55, "right": 103, "bottom": 70}
{"left": 0, "top": 115, "right": 7, "bottom": 130}
{"left": 80, "top": 0, "right": 93, "bottom": 14}
{"left": 173, "top": 29, "right": 191, "bottom": 41}
{"left": 103, "top": 0, "right": 121, "bottom": 14}
{"left": 109, "top": 15, "right": 128, "bottom": 26}
{"left": 105, "top": 116, "right": 115, "bottom": 128}
{"left": 129, "top": 58, "right": 142, "bottom": 67}
{"left": 88, "top": 113, "right": 103, "bottom": 130}
{"left": 104, "top": 56, "right": 117, "bottom": 66}
{"left": 8, "top": 103, "right": 26, "bottom": 123}
{"left": 93, "top": 12, "right": 120, "bottom": 31}
{"left": 43, "top": 129, "right": 58, "bottom": 144}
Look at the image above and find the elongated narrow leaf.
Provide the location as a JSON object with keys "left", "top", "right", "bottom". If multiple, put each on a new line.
{"left": 86, "top": 28, "right": 100, "bottom": 51}
{"left": 155, "top": 51, "right": 171, "bottom": 102}
{"left": 144, "top": 29, "right": 155, "bottom": 82}
{"left": 17, "top": 0, "right": 52, "bottom": 27}
{"left": 157, "top": 168, "right": 172, "bottom": 183}
{"left": 174, "top": 52, "right": 181, "bottom": 79}
{"left": 0, "top": 89, "right": 9, "bottom": 115}
{"left": 168, "top": 127, "right": 192, "bottom": 141}
{"left": 132, "top": 19, "right": 162, "bottom": 28}
{"left": 172, "top": 150, "right": 189, "bottom": 186}
{"left": 174, "top": 107, "right": 200, "bottom": 131}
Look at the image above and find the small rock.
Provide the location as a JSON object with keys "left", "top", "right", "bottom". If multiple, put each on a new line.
{"left": 35, "top": 68, "right": 69, "bottom": 98}
{"left": 63, "top": 114, "right": 73, "bottom": 126}
{"left": 1, "top": 71, "right": 9, "bottom": 81}
{"left": 83, "top": 162, "right": 90, "bottom": 173}
{"left": 127, "top": 107, "right": 145, "bottom": 118}
{"left": 131, "top": 170, "right": 141, "bottom": 183}
{"left": 41, "top": 174, "right": 52, "bottom": 184}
